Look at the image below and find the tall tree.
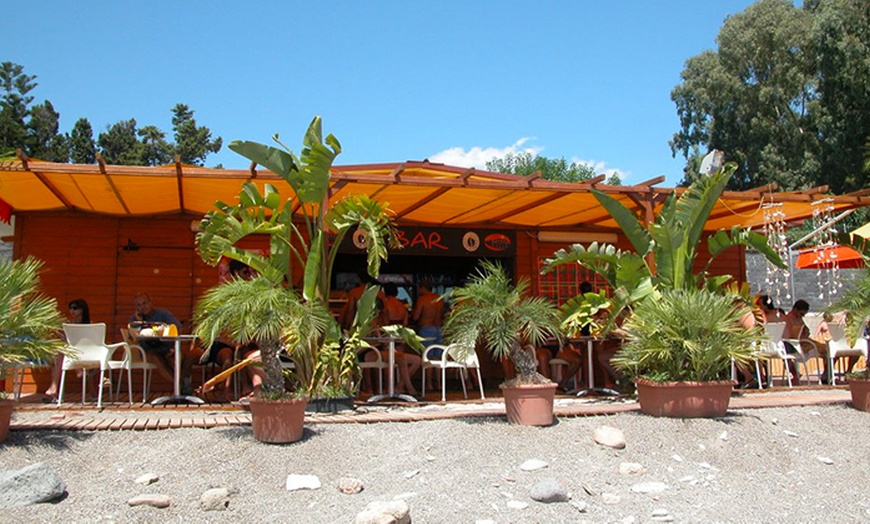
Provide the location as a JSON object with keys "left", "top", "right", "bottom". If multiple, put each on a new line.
{"left": 171, "top": 103, "right": 222, "bottom": 165}
{"left": 98, "top": 119, "right": 145, "bottom": 165}
{"left": 671, "top": 0, "right": 816, "bottom": 190}
{"left": 0, "top": 62, "right": 37, "bottom": 154}
{"left": 69, "top": 117, "right": 96, "bottom": 164}
{"left": 486, "top": 151, "right": 616, "bottom": 183}
{"left": 670, "top": 0, "right": 870, "bottom": 194}
{"left": 138, "top": 125, "right": 173, "bottom": 166}
{"left": 810, "top": 0, "right": 870, "bottom": 195}
{"left": 26, "top": 100, "right": 68, "bottom": 162}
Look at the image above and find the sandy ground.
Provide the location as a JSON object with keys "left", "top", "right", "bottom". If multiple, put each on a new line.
{"left": 2, "top": 401, "right": 870, "bottom": 523}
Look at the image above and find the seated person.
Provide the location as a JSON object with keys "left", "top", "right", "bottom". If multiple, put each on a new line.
{"left": 129, "top": 292, "right": 181, "bottom": 386}
{"left": 781, "top": 300, "right": 819, "bottom": 383}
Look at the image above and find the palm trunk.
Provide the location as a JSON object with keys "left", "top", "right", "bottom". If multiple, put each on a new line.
{"left": 260, "top": 339, "right": 285, "bottom": 395}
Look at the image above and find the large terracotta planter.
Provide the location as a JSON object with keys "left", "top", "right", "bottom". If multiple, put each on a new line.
{"left": 635, "top": 378, "right": 733, "bottom": 418}
{"left": 0, "top": 400, "right": 13, "bottom": 444}
{"left": 849, "top": 378, "right": 870, "bottom": 412}
{"left": 248, "top": 396, "right": 308, "bottom": 444}
{"left": 500, "top": 382, "right": 557, "bottom": 426}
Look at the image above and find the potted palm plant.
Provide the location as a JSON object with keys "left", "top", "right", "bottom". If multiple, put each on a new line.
{"left": 613, "top": 288, "right": 759, "bottom": 417}
{"left": 0, "top": 257, "right": 67, "bottom": 442}
{"left": 543, "top": 160, "right": 785, "bottom": 417}
{"left": 194, "top": 116, "right": 399, "bottom": 443}
{"left": 443, "top": 260, "right": 562, "bottom": 425}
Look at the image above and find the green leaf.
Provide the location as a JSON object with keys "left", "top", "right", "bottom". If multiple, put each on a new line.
{"left": 592, "top": 189, "right": 651, "bottom": 256}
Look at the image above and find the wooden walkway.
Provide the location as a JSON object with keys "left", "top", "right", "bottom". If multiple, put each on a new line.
{"left": 7, "top": 386, "right": 853, "bottom": 433}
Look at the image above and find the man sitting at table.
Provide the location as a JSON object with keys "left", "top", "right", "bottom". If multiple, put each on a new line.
{"left": 129, "top": 292, "right": 182, "bottom": 387}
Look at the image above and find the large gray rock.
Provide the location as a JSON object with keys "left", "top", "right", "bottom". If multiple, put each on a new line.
{"left": 0, "top": 462, "right": 67, "bottom": 508}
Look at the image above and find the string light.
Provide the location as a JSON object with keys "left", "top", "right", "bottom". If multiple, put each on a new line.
{"left": 810, "top": 199, "right": 841, "bottom": 303}
{"left": 763, "top": 201, "right": 791, "bottom": 307}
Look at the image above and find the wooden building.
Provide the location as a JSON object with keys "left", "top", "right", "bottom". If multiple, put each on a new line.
{"left": 3, "top": 156, "right": 868, "bottom": 392}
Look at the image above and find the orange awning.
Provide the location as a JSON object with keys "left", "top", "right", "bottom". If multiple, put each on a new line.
{"left": 1, "top": 156, "right": 868, "bottom": 231}
{"left": 795, "top": 245, "right": 866, "bottom": 269}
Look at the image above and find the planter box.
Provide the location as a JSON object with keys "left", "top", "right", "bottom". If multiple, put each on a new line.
{"left": 635, "top": 378, "right": 733, "bottom": 418}
{"left": 849, "top": 378, "right": 870, "bottom": 412}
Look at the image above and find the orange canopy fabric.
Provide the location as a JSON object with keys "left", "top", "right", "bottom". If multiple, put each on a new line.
{"left": 795, "top": 245, "right": 865, "bottom": 269}
{"left": 1, "top": 157, "right": 868, "bottom": 231}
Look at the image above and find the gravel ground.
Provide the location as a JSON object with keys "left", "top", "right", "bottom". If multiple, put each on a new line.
{"left": 2, "top": 403, "right": 869, "bottom": 523}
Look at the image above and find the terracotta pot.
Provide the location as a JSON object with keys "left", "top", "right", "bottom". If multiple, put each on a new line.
{"left": 849, "top": 378, "right": 870, "bottom": 412}
{"left": 635, "top": 378, "right": 733, "bottom": 418}
{"left": 500, "top": 382, "right": 557, "bottom": 426}
{"left": 248, "top": 396, "right": 308, "bottom": 444}
{"left": 0, "top": 400, "right": 12, "bottom": 444}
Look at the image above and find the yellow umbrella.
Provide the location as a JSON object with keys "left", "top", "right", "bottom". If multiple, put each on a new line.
{"left": 853, "top": 221, "right": 870, "bottom": 239}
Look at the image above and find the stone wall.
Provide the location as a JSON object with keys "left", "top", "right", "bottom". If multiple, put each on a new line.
{"left": 745, "top": 250, "right": 865, "bottom": 312}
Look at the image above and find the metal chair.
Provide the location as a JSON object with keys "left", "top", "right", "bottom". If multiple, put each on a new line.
{"left": 119, "top": 328, "right": 157, "bottom": 402}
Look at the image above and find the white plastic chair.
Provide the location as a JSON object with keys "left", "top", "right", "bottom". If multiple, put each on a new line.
{"left": 58, "top": 323, "right": 131, "bottom": 407}
{"left": 359, "top": 347, "right": 390, "bottom": 395}
{"left": 421, "top": 343, "right": 485, "bottom": 402}
{"left": 755, "top": 322, "right": 796, "bottom": 388}
{"left": 119, "top": 329, "right": 157, "bottom": 402}
{"left": 782, "top": 315, "right": 825, "bottom": 385}
{"left": 826, "top": 322, "right": 869, "bottom": 385}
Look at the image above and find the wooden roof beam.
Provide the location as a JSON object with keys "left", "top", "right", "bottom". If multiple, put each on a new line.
{"left": 95, "top": 151, "right": 130, "bottom": 214}
{"left": 394, "top": 187, "right": 452, "bottom": 219}
{"left": 15, "top": 148, "right": 29, "bottom": 170}
{"left": 847, "top": 188, "right": 870, "bottom": 197}
{"left": 586, "top": 174, "right": 607, "bottom": 186}
{"left": 524, "top": 170, "right": 541, "bottom": 188}
{"left": 488, "top": 192, "right": 571, "bottom": 223}
{"left": 634, "top": 175, "right": 666, "bottom": 187}
{"left": 389, "top": 164, "right": 406, "bottom": 183}
{"left": 174, "top": 156, "right": 185, "bottom": 212}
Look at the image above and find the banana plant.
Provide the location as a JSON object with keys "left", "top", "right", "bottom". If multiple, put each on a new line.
{"left": 194, "top": 116, "right": 400, "bottom": 398}
{"left": 543, "top": 162, "right": 786, "bottom": 334}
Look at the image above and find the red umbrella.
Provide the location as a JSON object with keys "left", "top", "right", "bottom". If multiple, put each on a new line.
{"left": 795, "top": 245, "right": 865, "bottom": 269}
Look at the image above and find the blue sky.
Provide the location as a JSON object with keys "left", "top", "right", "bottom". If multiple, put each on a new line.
{"left": 4, "top": 1, "right": 759, "bottom": 186}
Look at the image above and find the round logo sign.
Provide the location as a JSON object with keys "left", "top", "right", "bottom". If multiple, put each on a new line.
{"left": 462, "top": 231, "right": 481, "bottom": 252}
{"left": 352, "top": 229, "right": 369, "bottom": 249}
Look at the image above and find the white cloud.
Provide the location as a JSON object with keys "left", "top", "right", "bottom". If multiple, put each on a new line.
{"left": 428, "top": 138, "right": 543, "bottom": 170}
{"left": 429, "top": 140, "right": 632, "bottom": 184}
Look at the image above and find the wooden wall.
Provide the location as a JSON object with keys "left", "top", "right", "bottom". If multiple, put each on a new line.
{"left": 6, "top": 211, "right": 747, "bottom": 394}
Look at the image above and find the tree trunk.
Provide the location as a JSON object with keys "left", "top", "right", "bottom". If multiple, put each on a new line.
{"left": 259, "top": 339, "right": 285, "bottom": 395}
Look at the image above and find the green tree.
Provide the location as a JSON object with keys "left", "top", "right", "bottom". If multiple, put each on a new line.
{"left": 26, "top": 100, "right": 68, "bottom": 162}
{"left": 69, "top": 117, "right": 96, "bottom": 164}
{"left": 171, "top": 103, "right": 222, "bottom": 165}
{"left": 670, "top": 0, "right": 869, "bottom": 194}
{"left": 0, "top": 62, "right": 37, "bottom": 154}
{"left": 97, "top": 119, "right": 145, "bottom": 165}
{"left": 486, "top": 151, "right": 618, "bottom": 183}
{"left": 138, "top": 125, "right": 173, "bottom": 166}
